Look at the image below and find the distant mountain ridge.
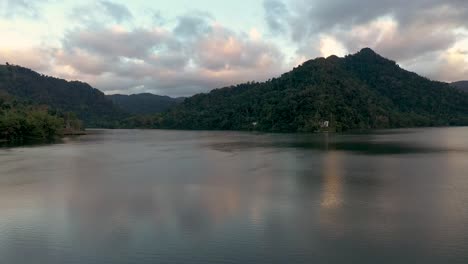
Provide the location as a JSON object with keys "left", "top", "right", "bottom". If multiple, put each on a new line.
{"left": 0, "top": 64, "right": 183, "bottom": 127}
{"left": 107, "top": 93, "right": 184, "bottom": 115}
{"left": 451, "top": 81, "right": 468, "bottom": 92}
{"left": 158, "top": 48, "right": 468, "bottom": 132}
{"left": 0, "top": 64, "right": 123, "bottom": 127}
{"left": 1, "top": 48, "right": 468, "bottom": 132}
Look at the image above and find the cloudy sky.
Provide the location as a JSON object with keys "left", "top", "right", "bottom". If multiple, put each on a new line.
{"left": 0, "top": 0, "right": 467, "bottom": 96}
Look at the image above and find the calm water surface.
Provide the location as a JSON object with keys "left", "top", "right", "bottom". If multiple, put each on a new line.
{"left": 1, "top": 128, "right": 468, "bottom": 263}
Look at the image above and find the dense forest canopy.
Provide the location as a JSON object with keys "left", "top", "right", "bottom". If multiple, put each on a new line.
{"left": 0, "top": 64, "right": 124, "bottom": 127}
{"left": 1, "top": 48, "right": 468, "bottom": 134}
{"left": 0, "top": 93, "right": 82, "bottom": 142}
{"left": 153, "top": 48, "right": 468, "bottom": 132}
{"left": 451, "top": 81, "right": 468, "bottom": 93}
{"left": 107, "top": 93, "right": 184, "bottom": 115}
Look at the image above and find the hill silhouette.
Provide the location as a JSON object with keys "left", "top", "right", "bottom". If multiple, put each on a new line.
{"left": 159, "top": 48, "right": 468, "bottom": 132}
{"left": 107, "top": 93, "right": 184, "bottom": 115}
{"left": 452, "top": 81, "right": 468, "bottom": 92}
{"left": 0, "top": 64, "right": 123, "bottom": 127}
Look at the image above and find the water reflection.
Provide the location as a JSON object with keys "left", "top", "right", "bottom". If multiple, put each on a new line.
{"left": 209, "top": 130, "right": 468, "bottom": 155}
{"left": 321, "top": 151, "right": 343, "bottom": 209}
{"left": 0, "top": 128, "right": 467, "bottom": 263}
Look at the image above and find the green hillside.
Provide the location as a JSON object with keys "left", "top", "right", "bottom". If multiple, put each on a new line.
{"left": 452, "top": 81, "right": 468, "bottom": 92}
{"left": 0, "top": 64, "right": 123, "bottom": 127}
{"left": 107, "top": 93, "right": 184, "bottom": 115}
{"left": 158, "top": 48, "right": 468, "bottom": 132}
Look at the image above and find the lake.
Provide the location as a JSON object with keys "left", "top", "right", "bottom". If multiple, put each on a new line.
{"left": 1, "top": 128, "right": 468, "bottom": 263}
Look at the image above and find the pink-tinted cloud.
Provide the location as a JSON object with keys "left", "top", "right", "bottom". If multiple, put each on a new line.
{"left": 12, "top": 11, "right": 286, "bottom": 97}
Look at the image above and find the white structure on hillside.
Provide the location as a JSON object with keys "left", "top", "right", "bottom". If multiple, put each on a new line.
{"left": 320, "top": 121, "right": 330, "bottom": 128}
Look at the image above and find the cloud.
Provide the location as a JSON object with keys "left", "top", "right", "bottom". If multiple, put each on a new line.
{"left": 274, "top": 0, "right": 468, "bottom": 37}
{"left": 2, "top": 0, "right": 467, "bottom": 96}
{"left": 99, "top": 1, "right": 133, "bottom": 22}
{"left": 0, "top": 0, "right": 46, "bottom": 18}
{"left": 151, "top": 10, "right": 167, "bottom": 26}
{"left": 337, "top": 15, "right": 456, "bottom": 61}
{"left": 0, "top": 47, "right": 54, "bottom": 72}
{"left": 41, "top": 11, "right": 285, "bottom": 96}
{"left": 1, "top": 6, "right": 284, "bottom": 97}
{"left": 263, "top": 0, "right": 290, "bottom": 34}
{"left": 263, "top": 0, "right": 468, "bottom": 80}
{"left": 318, "top": 35, "right": 347, "bottom": 57}
{"left": 62, "top": 26, "right": 172, "bottom": 59}
{"left": 193, "top": 24, "right": 283, "bottom": 71}
{"left": 412, "top": 40, "right": 468, "bottom": 82}
{"left": 70, "top": 1, "right": 133, "bottom": 25}
{"left": 173, "top": 11, "right": 213, "bottom": 38}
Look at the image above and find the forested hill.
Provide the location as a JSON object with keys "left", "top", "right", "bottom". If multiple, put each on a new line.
{"left": 160, "top": 48, "right": 468, "bottom": 132}
{"left": 0, "top": 64, "right": 123, "bottom": 127}
{"left": 108, "top": 93, "right": 184, "bottom": 115}
{"left": 0, "top": 92, "right": 83, "bottom": 142}
{"left": 451, "top": 81, "right": 468, "bottom": 92}
{"left": 2, "top": 49, "right": 468, "bottom": 132}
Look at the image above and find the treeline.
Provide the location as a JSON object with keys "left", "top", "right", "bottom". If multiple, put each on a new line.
{"left": 451, "top": 81, "right": 468, "bottom": 93}
{"left": 107, "top": 93, "right": 184, "bottom": 115}
{"left": 118, "top": 48, "right": 468, "bottom": 132}
{"left": 0, "top": 64, "right": 123, "bottom": 127}
{"left": 2, "top": 48, "right": 468, "bottom": 134}
{"left": 0, "top": 95, "right": 83, "bottom": 142}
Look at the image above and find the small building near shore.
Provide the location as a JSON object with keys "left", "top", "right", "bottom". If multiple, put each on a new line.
{"left": 320, "top": 121, "right": 330, "bottom": 128}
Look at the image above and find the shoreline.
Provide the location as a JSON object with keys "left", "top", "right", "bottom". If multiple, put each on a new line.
{"left": 63, "top": 131, "right": 87, "bottom": 136}
{"left": 63, "top": 129, "right": 87, "bottom": 136}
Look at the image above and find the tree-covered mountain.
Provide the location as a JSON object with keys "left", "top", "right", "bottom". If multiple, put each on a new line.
{"left": 154, "top": 48, "right": 468, "bottom": 132}
{"left": 107, "top": 93, "right": 184, "bottom": 115}
{"left": 451, "top": 81, "right": 468, "bottom": 92}
{"left": 0, "top": 64, "right": 123, "bottom": 127}
{"left": 2, "top": 49, "right": 468, "bottom": 133}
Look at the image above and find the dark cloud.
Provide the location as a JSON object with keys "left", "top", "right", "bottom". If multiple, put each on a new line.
{"left": 279, "top": 0, "right": 468, "bottom": 37}
{"left": 265, "top": 0, "right": 468, "bottom": 46}
{"left": 264, "top": 0, "right": 468, "bottom": 80}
